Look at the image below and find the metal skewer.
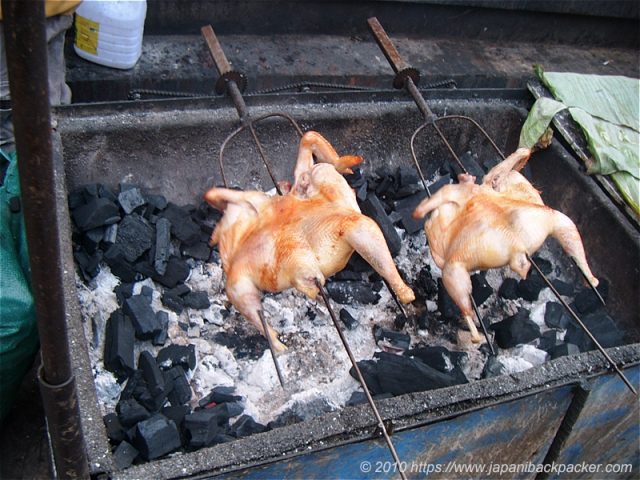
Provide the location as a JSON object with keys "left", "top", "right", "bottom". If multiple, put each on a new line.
{"left": 527, "top": 254, "right": 636, "bottom": 395}
{"left": 258, "top": 311, "right": 287, "bottom": 389}
{"left": 315, "top": 280, "right": 408, "bottom": 479}
{"left": 470, "top": 295, "right": 496, "bottom": 355}
{"left": 570, "top": 256, "right": 607, "bottom": 307}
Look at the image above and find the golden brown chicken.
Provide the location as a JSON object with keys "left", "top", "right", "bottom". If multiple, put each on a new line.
{"left": 205, "top": 131, "right": 415, "bottom": 351}
{"left": 413, "top": 148, "right": 598, "bottom": 343}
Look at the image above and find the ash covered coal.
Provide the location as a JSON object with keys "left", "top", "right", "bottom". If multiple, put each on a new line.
{"left": 70, "top": 167, "right": 621, "bottom": 468}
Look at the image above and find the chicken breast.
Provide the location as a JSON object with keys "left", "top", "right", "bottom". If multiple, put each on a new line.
{"left": 413, "top": 148, "right": 598, "bottom": 343}
{"left": 206, "top": 131, "right": 415, "bottom": 351}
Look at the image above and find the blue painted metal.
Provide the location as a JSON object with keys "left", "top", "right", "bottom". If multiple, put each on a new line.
{"left": 225, "top": 385, "right": 574, "bottom": 479}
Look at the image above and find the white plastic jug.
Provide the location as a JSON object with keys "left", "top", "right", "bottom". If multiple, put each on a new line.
{"left": 74, "top": 0, "right": 147, "bottom": 70}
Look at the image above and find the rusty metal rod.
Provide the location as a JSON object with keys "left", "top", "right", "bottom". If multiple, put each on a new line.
{"left": 470, "top": 295, "right": 496, "bottom": 355}
{"left": 527, "top": 254, "right": 636, "bottom": 396}
{"left": 2, "top": 0, "right": 89, "bottom": 476}
{"left": 315, "top": 280, "right": 408, "bottom": 479}
{"left": 258, "top": 311, "right": 286, "bottom": 388}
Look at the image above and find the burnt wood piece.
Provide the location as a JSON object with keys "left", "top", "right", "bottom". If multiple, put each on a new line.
{"left": 326, "top": 280, "right": 381, "bottom": 304}
{"left": 112, "top": 441, "right": 139, "bottom": 470}
{"left": 138, "top": 351, "right": 165, "bottom": 398}
{"left": 72, "top": 197, "right": 121, "bottom": 231}
{"left": 491, "top": 308, "right": 541, "bottom": 348}
{"left": 359, "top": 192, "right": 402, "bottom": 256}
{"left": 132, "top": 414, "right": 182, "bottom": 460}
{"left": 231, "top": 415, "right": 268, "bottom": 437}
{"left": 118, "top": 187, "right": 146, "bottom": 215}
{"left": 156, "top": 344, "right": 197, "bottom": 371}
{"left": 115, "top": 213, "right": 155, "bottom": 263}
{"left": 123, "top": 295, "right": 163, "bottom": 340}
{"left": 103, "top": 310, "right": 136, "bottom": 381}
{"left": 117, "top": 398, "right": 151, "bottom": 428}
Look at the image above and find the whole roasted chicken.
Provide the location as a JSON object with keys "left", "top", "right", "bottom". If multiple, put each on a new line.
{"left": 412, "top": 148, "right": 599, "bottom": 343}
{"left": 205, "top": 131, "right": 415, "bottom": 351}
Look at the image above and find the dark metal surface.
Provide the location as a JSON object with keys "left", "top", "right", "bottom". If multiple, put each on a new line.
{"left": 1, "top": 0, "right": 89, "bottom": 477}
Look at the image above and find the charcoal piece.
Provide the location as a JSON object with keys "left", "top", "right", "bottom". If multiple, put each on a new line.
{"left": 161, "top": 203, "right": 201, "bottom": 246}
{"left": 182, "top": 242, "right": 211, "bottom": 261}
{"left": 405, "top": 346, "right": 468, "bottom": 374}
{"left": 349, "top": 360, "right": 383, "bottom": 395}
{"left": 538, "top": 330, "right": 560, "bottom": 353}
{"left": 103, "top": 245, "right": 138, "bottom": 282}
{"left": 203, "top": 401, "right": 244, "bottom": 424}
{"left": 157, "top": 344, "right": 197, "bottom": 371}
{"left": 136, "top": 386, "right": 167, "bottom": 413}
{"left": 113, "top": 441, "right": 139, "bottom": 470}
{"left": 498, "top": 277, "right": 519, "bottom": 300}
{"left": 120, "top": 370, "right": 143, "bottom": 402}
{"left": 152, "top": 311, "right": 169, "bottom": 346}
{"left": 104, "top": 223, "right": 118, "bottom": 245}
{"left": 544, "top": 302, "right": 571, "bottom": 330}
{"left": 151, "top": 257, "right": 190, "bottom": 288}
{"left": 374, "top": 174, "right": 394, "bottom": 197}
{"left": 68, "top": 187, "right": 86, "bottom": 210}
{"left": 339, "top": 309, "right": 358, "bottom": 330}
{"left": 103, "top": 412, "right": 126, "bottom": 443}
{"left": 72, "top": 197, "right": 121, "bottom": 231}
{"left": 132, "top": 414, "right": 181, "bottom": 460}
{"left": 154, "top": 217, "right": 171, "bottom": 275}
{"left": 326, "top": 281, "right": 380, "bottom": 305}
{"left": 448, "top": 151, "right": 484, "bottom": 181}
{"left": 344, "top": 167, "right": 366, "bottom": 189}
{"left": 375, "top": 351, "right": 465, "bottom": 395}
{"left": 165, "top": 366, "right": 192, "bottom": 406}
{"left": 161, "top": 405, "right": 190, "bottom": 430}
{"left": 564, "top": 311, "right": 623, "bottom": 352}
{"left": 333, "top": 270, "right": 362, "bottom": 281}
{"left": 118, "top": 187, "right": 146, "bottom": 214}
{"left": 231, "top": 414, "right": 268, "bottom": 437}
{"left": 183, "top": 291, "right": 211, "bottom": 310}
{"left": 145, "top": 194, "right": 168, "bottom": 212}
{"left": 115, "top": 213, "right": 155, "bottom": 263}
{"left": 360, "top": 192, "right": 401, "bottom": 256}
{"left": 82, "top": 226, "right": 105, "bottom": 253}
{"left": 517, "top": 270, "right": 546, "bottom": 302}
{"left": 168, "top": 284, "right": 192, "bottom": 297}
{"left": 74, "top": 249, "right": 102, "bottom": 280}
{"left": 397, "top": 166, "right": 419, "bottom": 189}
{"left": 104, "top": 310, "right": 135, "bottom": 381}
{"left": 574, "top": 279, "right": 609, "bottom": 315}
{"left": 139, "top": 351, "right": 165, "bottom": 397}
{"left": 393, "top": 314, "right": 407, "bottom": 330}
{"left": 531, "top": 255, "right": 553, "bottom": 275}
{"left": 392, "top": 190, "right": 428, "bottom": 235}
{"left": 416, "top": 312, "right": 430, "bottom": 330}
{"left": 161, "top": 291, "right": 185, "bottom": 314}
{"left": 392, "top": 189, "right": 428, "bottom": 212}
{"left": 114, "top": 283, "right": 134, "bottom": 305}
{"left": 183, "top": 410, "right": 221, "bottom": 448}
{"left": 373, "top": 326, "right": 410, "bottom": 351}
{"left": 416, "top": 268, "right": 438, "bottom": 301}
{"left": 213, "top": 331, "right": 268, "bottom": 360}
{"left": 471, "top": 272, "right": 493, "bottom": 306}
{"left": 124, "top": 295, "right": 162, "bottom": 340}
{"left": 140, "top": 285, "right": 154, "bottom": 301}
{"left": 482, "top": 355, "right": 506, "bottom": 379}
{"left": 427, "top": 174, "right": 451, "bottom": 195}
{"left": 346, "top": 253, "right": 373, "bottom": 273}
{"left": 198, "top": 387, "right": 243, "bottom": 408}
{"left": 437, "top": 279, "right": 460, "bottom": 319}
{"left": 550, "top": 343, "right": 581, "bottom": 359}
{"left": 490, "top": 308, "right": 540, "bottom": 348}
{"left": 551, "top": 279, "right": 574, "bottom": 297}
{"left": 117, "top": 398, "right": 151, "bottom": 428}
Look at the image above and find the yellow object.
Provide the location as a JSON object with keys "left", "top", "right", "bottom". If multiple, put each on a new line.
{"left": 0, "top": 0, "right": 81, "bottom": 20}
{"left": 74, "top": 14, "right": 98, "bottom": 55}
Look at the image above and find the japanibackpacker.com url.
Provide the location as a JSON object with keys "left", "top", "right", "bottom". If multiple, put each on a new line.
{"left": 359, "top": 460, "right": 634, "bottom": 476}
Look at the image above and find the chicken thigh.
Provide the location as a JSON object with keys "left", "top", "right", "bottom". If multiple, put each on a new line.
{"left": 206, "top": 131, "right": 415, "bottom": 351}
{"left": 413, "top": 148, "right": 598, "bottom": 342}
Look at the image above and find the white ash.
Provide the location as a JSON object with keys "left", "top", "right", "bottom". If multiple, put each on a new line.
{"left": 76, "top": 224, "right": 578, "bottom": 424}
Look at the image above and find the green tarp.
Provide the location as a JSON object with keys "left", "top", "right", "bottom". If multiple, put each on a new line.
{"left": 519, "top": 69, "right": 640, "bottom": 214}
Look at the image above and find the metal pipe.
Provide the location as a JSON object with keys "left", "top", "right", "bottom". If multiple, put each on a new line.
{"left": 2, "top": 0, "right": 89, "bottom": 476}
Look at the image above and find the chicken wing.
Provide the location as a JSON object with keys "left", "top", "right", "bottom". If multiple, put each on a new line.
{"left": 413, "top": 148, "right": 598, "bottom": 343}
{"left": 206, "top": 131, "right": 415, "bottom": 351}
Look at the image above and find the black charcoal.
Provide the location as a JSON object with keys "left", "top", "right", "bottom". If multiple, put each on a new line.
{"left": 550, "top": 343, "right": 581, "bottom": 359}
{"left": 140, "top": 285, "right": 154, "bottom": 301}
{"left": 104, "top": 310, "right": 135, "bottom": 381}
{"left": 104, "top": 223, "right": 118, "bottom": 245}
{"left": 517, "top": 270, "right": 546, "bottom": 302}
{"left": 151, "top": 256, "right": 190, "bottom": 288}
{"left": 120, "top": 370, "right": 143, "bottom": 402}
{"left": 326, "top": 281, "right": 380, "bottom": 304}
{"left": 538, "top": 330, "right": 560, "bottom": 353}
{"left": 132, "top": 414, "right": 181, "bottom": 460}
{"left": 231, "top": 415, "right": 268, "bottom": 437}
{"left": 145, "top": 194, "right": 168, "bottom": 212}
{"left": 165, "top": 366, "right": 192, "bottom": 406}
{"left": 333, "top": 270, "right": 362, "bottom": 281}
{"left": 161, "top": 203, "right": 201, "bottom": 246}
{"left": 405, "top": 346, "right": 467, "bottom": 374}
{"left": 471, "top": 272, "right": 493, "bottom": 306}
{"left": 373, "top": 326, "right": 410, "bottom": 351}
{"left": 183, "top": 410, "right": 221, "bottom": 448}
{"left": 113, "top": 441, "right": 139, "bottom": 470}
{"left": 574, "top": 279, "right": 609, "bottom": 315}
{"left": 448, "top": 151, "right": 484, "bottom": 181}
{"left": 482, "top": 355, "right": 506, "bottom": 379}
{"left": 183, "top": 291, "right": 211, "bottom": 310}
{"left": 416, "top": 268, "right": 438, "bottom": 301}
{"left": 203, "top": 401, "right": 244, "bottom": 424}
{"left": 392, "top": 190, "right": 428, "bottom": 235}
{"left": 104, "top": 245, "right": 138, "bottom": 283}
{"left": 339, "top": 309, "right": 358, "bottom": 330}
{"left": 123, "top": 295, "right": 162, "bottom": 340}
{"left": 74, "top": 249, "right": 102, "bottom": 280}
{"left": 491, "top": 308, "right": 540, "bottom": 348}
{"left": 83, "top": 227, "right": 105, "bottom": 253}
{"left": 72, "top": 197, "right": 121, "bottom": 231}
{"left": 551, "top": 279, "right": 574, "bottom": 297}
{"left": 115, "top": 213, "right": 155, "bottom": 263}
{"left": 182, "top": 242, "right": 211, "bottom": 261}
{"left": 416, "top": 312, "right": 430, "bottom": 330}
{"left": 157, "top": 344, "right": 196, "bottom": 371}
{"left": 161, "top": 405, "right": 190, "bottom": 430}
{"left": 114, "top": 283, "right": 134, "bottom": 305}
{"left": 498, "top": 277, "right": 519, "bottom": 300}
{"left": 360, "top": 192, "right": 401, "bottom": 256}
{"left": 154, "top": 217, "right": 171, "bottom": 275}
{"left": 198, "top": 386, "right": 242, "bottom": 408}
{"left": 138, "top": 351, "right": 165, "bottom": 397}
{"left": 544, "top": 302, "right": 571, "bottom": 330}
{"left": 427, "top": 173, "right": 451, "bottom": 195}
{"left": 117, "top": 398, "right": 151, "bottom": 428}
{"left": 348, "top": 360, "right": 383, "bottom": 395}
{"left": 118, "top": 187, "right": 146, "bottom": 214}
{"left": 161, "top": 290, "right": 185, "bottom": 314}
{"left": 152, "top": 311, "right": 169, "bottom": 346}
{"left": 564, "top": 311, "right": 623, "bottom": 352}
{"left": 103, "top": 412, "right": 126, "bottom": 443}
{"left": 393, "top": 314, "right": 407, "bottom": 330}
{"left": 437, "top": 279, "right": 460, "bottom": 319}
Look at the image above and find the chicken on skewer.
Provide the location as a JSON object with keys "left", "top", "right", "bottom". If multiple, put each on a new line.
{"left": 205, "top": 131, "right": 415, "bottom": 352}
{"left": 413, "top": 147, "right": 598, "bottom": 342}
